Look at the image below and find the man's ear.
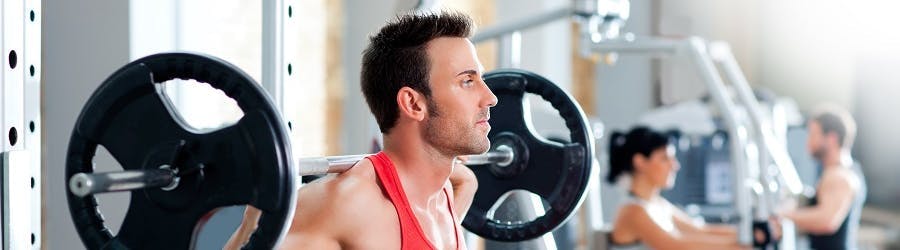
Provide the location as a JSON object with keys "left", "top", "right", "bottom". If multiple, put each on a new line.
{"left": 397, "top": 86, "right": 427, "bottom": 121}
{"left": 826, "top": 132, "right": 841, "bottom": 148}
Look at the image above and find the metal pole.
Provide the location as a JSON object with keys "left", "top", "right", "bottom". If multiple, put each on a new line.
{"left": 471, "top": 6, "right": 571, "bottom": 44}
{"left": 589, "top": 37, "right": 679, "bottom": 55}
{"left": 496, "top": 32, "right": 522, "bottom": 69}
{"left": 3, "top": 0, "right": 42, "bottom": 247}
{"left": 261, "top": 0, "right": 285, "bottom": 111}
{"left": 708, "top": 42, "right": 804, "bottom": 196}
{"left": 683, "top": 38, "right": 754, "bottom": 245}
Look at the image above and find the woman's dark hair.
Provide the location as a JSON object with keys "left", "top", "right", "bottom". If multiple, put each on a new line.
{"left": 606, "top": 126, "right": 671, "bottom": 183}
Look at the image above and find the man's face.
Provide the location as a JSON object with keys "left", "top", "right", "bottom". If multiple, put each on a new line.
{"left": 807, "top": 121, "right": 827, "bottom": 161}
{"left": 422, "top": 37, "right": 498, "bottom": 157}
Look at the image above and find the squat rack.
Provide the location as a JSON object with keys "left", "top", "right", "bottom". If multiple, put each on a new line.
{"left": 1, "top": 0, "right": 43, "bottom": 249}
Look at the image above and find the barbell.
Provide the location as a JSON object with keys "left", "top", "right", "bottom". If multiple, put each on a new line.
{"left": 65, "top": 53, "right": 594, "bottom": 249}
{"left": 68, "top": 148, "right": 515, "bottom": 197}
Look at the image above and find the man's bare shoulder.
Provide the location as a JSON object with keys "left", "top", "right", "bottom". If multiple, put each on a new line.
{"left": 284, "top": 159, "right": 399, "bottom": 248}
{"left": 820, "top": 167, "right": 860, "bottom": 191}
{"left": 291, "top": 159, "right": 392, "bottom": 229}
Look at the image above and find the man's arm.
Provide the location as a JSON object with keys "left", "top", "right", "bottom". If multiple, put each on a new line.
{"left": 224, "top": 180, "right": 344, "bottom": 250}
{"left": 224, "top": 206, "right": 262, "bottom": 250}
{"left": 449, "top": 158, "right": 478, "bottom": 220}
{"left": 781, "top": 171, "right": 855, "bottom": 234}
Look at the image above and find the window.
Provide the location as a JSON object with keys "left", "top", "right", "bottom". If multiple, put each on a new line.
{"left": 130, "top": 0, "right": 330, "bottom": 156}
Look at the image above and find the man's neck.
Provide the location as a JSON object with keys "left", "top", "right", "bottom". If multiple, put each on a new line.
{"left": 821, "top": 149, "right": 853, "bottom": 169}
{"left": 382, "top": 134, "right": 454, "bottom": 207}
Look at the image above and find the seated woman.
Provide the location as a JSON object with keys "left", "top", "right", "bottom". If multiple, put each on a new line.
{"left": 606, "top": 127, "right": 748, "bottom": 250}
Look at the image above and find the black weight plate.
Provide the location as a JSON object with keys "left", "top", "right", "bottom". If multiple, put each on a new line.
{"left": 65, "top": 53, "right": 296, "bottom": 250}
{"left": 463, "top": 69, "right": 594, "bottom": 242}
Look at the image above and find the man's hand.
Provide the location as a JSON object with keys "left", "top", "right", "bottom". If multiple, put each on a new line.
{"left": 769, "top": 216, "right": 783, "bottom": 240}
{"left": 224, "top": 206, "right": 262, "bottom": 250}
{"left": 450, "top": 156, "right": 478, "bottom": 220}
{"left": 753, "top": 216, "right": 783, "bottom": 246}
{"left": 774, "top": 197, "right": 799, "bottom": 217}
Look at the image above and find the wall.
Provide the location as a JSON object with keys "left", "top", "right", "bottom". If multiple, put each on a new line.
{"left": 42, "top": 0, "right": 131, "bottom": 248}
{"left": 757, "top": 0, "right": 857, "bottom": 110}
{"left": 594, "top": 0, "right": 655, "bottom": 132}
{"left": 853, "top": 54, "right": 900, "bottom": 206}
{"left": 339, "top": 0, "right": 396, "bottom": 154}
{"left": 592, "top": 0, "right": 657, "bottom": 223}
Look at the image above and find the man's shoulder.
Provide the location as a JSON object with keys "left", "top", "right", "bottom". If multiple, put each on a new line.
{"left": 291, "top": 159, "right": 395, "bottom": 233}
{"left": 298, "top": 159, "right": 387, "bottom": 208}
{"left": 296, "top": 159, "right": 396, "bottom": 221}
{"left": 288, "top": 159, "right": 400, "bottom": 246}
{"left": 819, "top": 167, "right": 860, "bottom": 192}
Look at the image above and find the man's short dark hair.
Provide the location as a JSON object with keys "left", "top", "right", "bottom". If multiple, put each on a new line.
{"left": 361, "top": 11, "right": 474, "bottom": 133}
{"left": 811, "top": 104, "right": 857, "bottom": 149}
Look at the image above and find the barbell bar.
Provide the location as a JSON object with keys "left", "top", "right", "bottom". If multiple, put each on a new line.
{"left": 69, "top": 145, "right": 515, "bottom": 197}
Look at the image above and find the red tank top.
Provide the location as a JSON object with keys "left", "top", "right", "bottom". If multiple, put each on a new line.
{"left": 367, "top": 152, "right": 461, "bottom": 250}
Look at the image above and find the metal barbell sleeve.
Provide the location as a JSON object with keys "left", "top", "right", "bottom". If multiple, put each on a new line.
{"left": 69, "top": 168, "right": 177, "bottom": 197}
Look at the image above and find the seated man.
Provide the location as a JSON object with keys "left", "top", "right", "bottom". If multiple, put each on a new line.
{"left": 226, "top": 11, "right": 496, "bottom": 249}
{"left": 778, "top": 105, "right": 866, "bottom": 250}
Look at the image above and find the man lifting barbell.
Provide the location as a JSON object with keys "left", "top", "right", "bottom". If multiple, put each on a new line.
{"left": 225, "top": 9, "right": 598, "bottom": 248}
{"left": 66, "top": 9, "right": 594, "bottom": 249}
{"left": 228, "top": 11, "right": 491, "bottom": 249}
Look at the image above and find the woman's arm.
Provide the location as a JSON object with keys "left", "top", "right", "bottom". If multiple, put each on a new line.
{"left": 671, "top": 205, "right": 738, "bottom": 237}
{"left": 616, "top": 204, "right": 747, "bottom": 250}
